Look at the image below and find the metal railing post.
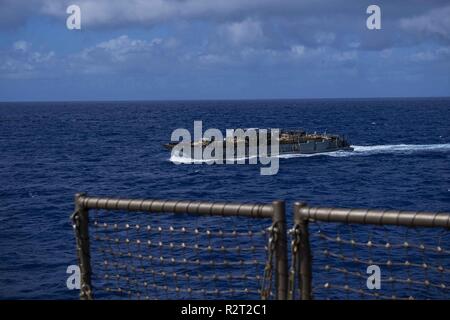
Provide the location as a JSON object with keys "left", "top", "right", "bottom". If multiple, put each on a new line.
{"left": 72, "top": 193, "right": 93, "bottom": 300}
{"left": 272, "top": 200, "right": 288, "bottom": 300}
{"left": 294, "top": 202, "right": 312, "bottom": 300}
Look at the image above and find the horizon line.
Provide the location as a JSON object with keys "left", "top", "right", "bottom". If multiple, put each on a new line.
{"left": 1, "top": 95, "right": 450, "bottom": 104}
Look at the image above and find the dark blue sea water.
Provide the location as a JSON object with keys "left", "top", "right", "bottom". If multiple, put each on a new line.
{"left": 0, "top": 98, "right": 449, "bottom": 299}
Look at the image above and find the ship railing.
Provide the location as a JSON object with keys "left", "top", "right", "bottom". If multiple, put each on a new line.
{"left": 289, "top": 203, "right": 450, "bottom": 300}
{"left": 71, "top": 194, "right": 450, "bottom": 300}
{"left": 71, "top": 193, "right": 287, "bottom": 300}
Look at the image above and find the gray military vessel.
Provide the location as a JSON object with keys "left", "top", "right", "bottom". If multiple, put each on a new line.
{"left": 164, "top": 129, "right": 353, "bottom": 159}
{"left": 277, "top": 130, "right": 353, "bottom": 154}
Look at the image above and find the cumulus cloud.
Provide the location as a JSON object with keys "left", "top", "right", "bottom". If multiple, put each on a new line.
{"left": 220, "top": 19, "right": 265, "bottom": 47}
{"left": 69, "top": 35, "right": 180, "bottom": 74}
{"left": 38, "top": 0, "right": 283, "bottom": 27}
{"left": 0, "top": 0, "right": 441, "bottom": 30}
{"left": 410, "top": 47, "right": 450, "bottom": 62}
{"left": 83, "top": 35, "right": 163, "bottom": 61}
{"left": 0, "top": 41, "right": 55, "bottom": 78}
{"left": 290, "top": 45, "right": 305, "bottom": 57}
{"left": 1, "top": 0, "right": 450, "bottom": 99}
{"left": 1, "top": 35, "right": 176, "bottom": 79}
{"left": 314, "top": 32, "right": 336, "bottom": 45}
{"left": 332, "top": 50, "right": 358, "bottom": 62}
{"left": 400, "top": 5, "right": 450, "bottom": 42}
{"left": 1, "top": 0, "right": 450, "bottom": 54}
{"left": 13, "top": 40, "right": 31, "bottom": 52}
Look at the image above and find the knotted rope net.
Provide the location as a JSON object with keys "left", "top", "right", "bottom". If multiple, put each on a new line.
{"left": 87, "top": 209, "right": 277, "bottom": 299}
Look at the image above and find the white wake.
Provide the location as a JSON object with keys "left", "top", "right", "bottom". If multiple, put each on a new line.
{"left": 170, "top": 143, "right": 450, "bottom": 162}
{"left": 280, "top": 143, "right": 450, "bottom": 158}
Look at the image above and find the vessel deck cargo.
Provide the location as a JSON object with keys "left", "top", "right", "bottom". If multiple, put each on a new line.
{"left": 164, "top": 129, "right": 354, "bottom": 158}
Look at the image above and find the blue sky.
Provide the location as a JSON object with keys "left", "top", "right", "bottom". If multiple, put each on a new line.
{"left": 0, "top": 0, "right": 449, "bottom": 101}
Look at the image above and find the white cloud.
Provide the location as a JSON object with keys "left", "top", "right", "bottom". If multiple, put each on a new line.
{"left": 400, "top": 5, "right": 450, "bottom": 41}
{"left": 220, "top": 18, "right": 265, "bottom": 46}
{"left": 290, "top": 45, "right": 305, "bottom": 57}
{"left": 38, "top": 0, "right": 273, "bottom": 27}
{"left": 0, "top": 41, "right": 56, "bottom": 78}
{"left": 30, "top": 51, "right": 55, "bottom": 63}
{"left": 331, "top": 51, "right": 357, "bottom": 62}
{"left": 314, "top": 32, "right": 335, "bottom": 45}
{"left": 410, "top": 47, "right": 450, "bottom": 62}
{"left": 69, "top": 35, "right": 180, "bottom": 74}
{"left": 32, "top": 0, "right": 380, "bottom": 30}
{"left": 79, "top": 35, "right": 168, "bottom": 62}
{"left": 197, "top": 53, "right": 230, "bottom": 65}
{"left": 13, "top": 40, "right": 30, "bottom": 52}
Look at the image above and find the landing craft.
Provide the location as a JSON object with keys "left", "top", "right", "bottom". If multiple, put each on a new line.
{"left": 277, "top": 130, "right": 354, "bottom": 154}
{"left": 164, "top": 129, "right": 354, "bottom": 160}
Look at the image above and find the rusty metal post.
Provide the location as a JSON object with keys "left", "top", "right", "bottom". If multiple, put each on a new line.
{"left": 272, "top": 200, "right": 288, "bottom": 300}
{"left": 294, "top": 202, "right": 312, "bottom": 300}
{"left": 72, "top": 193, "right": 93, "bottom": 300}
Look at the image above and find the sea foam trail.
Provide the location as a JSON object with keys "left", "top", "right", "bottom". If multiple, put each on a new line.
{"left": 170, "top": 143, "right": 450, "bottom": 162}
{"left": 280, "top": 143, "right": 450, "bottom": 158}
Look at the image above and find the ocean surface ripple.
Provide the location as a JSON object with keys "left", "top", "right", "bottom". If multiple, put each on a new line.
{"left": 0, "top": 98, "right": 449, "bottom": 299}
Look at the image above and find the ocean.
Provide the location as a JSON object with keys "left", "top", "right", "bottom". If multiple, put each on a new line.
{"left": 0, "top": 98, "right": 449, "bottom": 299}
